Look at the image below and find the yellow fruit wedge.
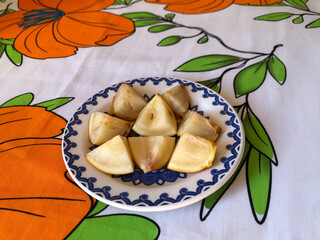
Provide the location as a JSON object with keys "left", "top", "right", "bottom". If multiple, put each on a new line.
{"left": 109, "top": 83, "right": 147, "bottom": 121}
{"left": 85, "top": 135, "right": 135, "bottom": 175}
{"left": 167, "top": 133, "right": 217, "bottom": 173}
{"left": 162, "top": 83, "right": 190, "bottom": 118}
{"left": 132, "top": 94, "right": 177, "bottom": 136}
{"left": 177, "top": 110, "right": 221, "bottom": 141}
{"left": 128, "top": 136, "right": 176, "bottom": 173}
{"left": 88, "top": 112, "right": 132, "bottom": 145}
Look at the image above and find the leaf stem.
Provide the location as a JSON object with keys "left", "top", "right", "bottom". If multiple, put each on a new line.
{"left": 0, "top": 3, "right": 12, "bottom": 15}
{"left": 282, "top": 2, "right": 320, "bottom": 16}
{"left": 164, "top": 19, "right": 267, "bottom": 55}
{"left": 180, "top": 31, "right": 203, "bottom": 39}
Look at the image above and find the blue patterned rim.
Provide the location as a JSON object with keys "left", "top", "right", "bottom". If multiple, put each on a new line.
{"left": 62, "top": 77, "right": 242, "bottom": 207}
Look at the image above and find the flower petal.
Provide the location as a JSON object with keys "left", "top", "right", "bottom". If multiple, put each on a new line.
{"left": 54, "top": 12, "right": 134, "bottom": 47}
{"left": 57, "top": 0, "right": 115, "bottom": 13}
{"left": 18, "top": 0, "right": 53, "bottom": 11}
{"left": 0, "top": 106, "right": 67, "bottom": 143}
{"left": 234, "top": 0, "right": 282, "bottom": 5}
{"left": 95, "top": 31, "right": 134, "bottom": 46}
{"left": 14, "top": 22, "right": 77, "bottom": 59}
{"left": 167, "top": 0, "right": 234, "bottom": 14}
{"left": 0, "top": 138, "right": 93, "bottom": 239}
{"left": 0, "top": 11, "right": 25, "bottom": 39}
{"left": 146, "top": 0, "right": 195, "bottom": 4}
{"left": 147, "top": 0, "right": 234, "bottom": 14}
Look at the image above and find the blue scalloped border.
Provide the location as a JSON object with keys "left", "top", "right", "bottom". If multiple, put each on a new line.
{"left": 63, "top": 77, "right": 242, "bottom": 207}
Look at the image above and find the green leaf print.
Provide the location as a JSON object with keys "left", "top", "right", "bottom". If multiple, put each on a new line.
{"left": 255, "top": 12, "right": 293, "bottom": 21}
{"left": 124, "top": 0, "right": 132, "bottom": 4}
{"left": 268, "top": 2, "right": 285, "bottom": 6}
{"left": 306, "top": 18, "right": 320, "bottom": 28}
{"left": 175, "top": 55, "right": 242, "bottom": 72}
{"left": 5, "top": 45, "right": 22, "bottom": 66}
{"left": 198, "top": 79, "right": 221, "bottom": 93}
{"left": 0, "top": 44, "right": 5, "bottom": 58}
{"left": 0, "top": 38, "right": 14, "bottom": 45}
{"left": 165, "top": 13, "right": 175, "bottom": 21}
{"left": 0, "top": 7, "right": 15, "bottom": 16}
{"left": 112, "top": 0, "right": 124, "bottom": 5}
{"left": 242, "top": 107, "right": 278, "bottom": 165}
{"left": 35, "top": 97, "right": 74, "bottom": 110}
{"left": 292, "top": 16, "right": 304, "bottom": 24}
{"left": 197, "top": 35, "right": 209, "bottom": 44}
{"left": 121, "top": 12, "right": 161, "bottom": 20}
{"left": 267, "top": 55, "right": 286, "bottom": 85}
{"left": 134, "top": 20, "right": 163, "bottom": 27}
{"left": 285, "top": 0, "right": 309, "bottom": 10}
{"left": 158, "top": 35, "right": 182, "bottom": 46}
{"left": 234, "top": 60, "right": 267, "bottom": 97}
{"left": 247, "top": 148, "right": 272, "bottom": 224}
{"left": 148, "top": 24, "right": 176, "bottom": 33}
{"left": 87, "top": 201, "right": 108, "bottom": 217}
{"left": 67, "top": 214, "right": 160, "bottom": 240}
{"left": 0, "top": 93, "right": 34, "bottom": 107}
{"left": 201, "top": 141, "right": 251, "bottom": 220}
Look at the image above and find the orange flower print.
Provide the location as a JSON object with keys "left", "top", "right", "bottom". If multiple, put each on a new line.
{"left": 0, "top": 0, "right": 135, "bottom": 59}
{"left": 0, "top": 106, "right": 94, "bottom": 239}
{"left": 146, "top": 0, "right": 282, "bottom": 14}
{"left": 234, "top": 0, "right": 282, "bottom": 5}
{"left": 146, "top": 0, "right": 235, "bottom": 14}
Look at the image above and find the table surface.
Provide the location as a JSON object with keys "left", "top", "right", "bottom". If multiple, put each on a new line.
{"left": 1, "top": 0, "right": 320, "bottom": 239}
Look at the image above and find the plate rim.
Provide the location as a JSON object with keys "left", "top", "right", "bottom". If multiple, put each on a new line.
{"left": 62, "top": 76, "right": 245, "bottom": 212}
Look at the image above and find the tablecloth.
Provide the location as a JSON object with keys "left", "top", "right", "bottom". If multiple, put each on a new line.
{"left": 1, "top": 0, "right": 320, "bottom": 239}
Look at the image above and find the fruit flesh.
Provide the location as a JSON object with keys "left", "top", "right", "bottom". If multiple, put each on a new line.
{"left": 132, "top": 94, "right": 177, "bottom": 136}
{"left": 162, "top": 83, "right": 190, "bottom": 117}
{"left": 167, "top": 133, "right": 217, "bottom": 173}
{"left": 177, "top": 110, "right": 221, "bottom": 141}
{"left": 88, "top": 112, "right": 132, "bottom": 145}
{"left": 85, "top": 135, "right": 135, "bottom": 175}
{"left": 128, "top": 136, "right": 175, "bottom": 173}
{"left": 110, "top": 83, "right": 147, "bottom": 121}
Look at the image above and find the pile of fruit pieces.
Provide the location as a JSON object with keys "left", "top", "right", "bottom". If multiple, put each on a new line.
{"left": 85, "top": 83, "right": 221, "bottom": 175}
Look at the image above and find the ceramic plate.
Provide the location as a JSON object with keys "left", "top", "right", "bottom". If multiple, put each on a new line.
{"left": 62, "top": 77, "right": 245, "bottom": 212}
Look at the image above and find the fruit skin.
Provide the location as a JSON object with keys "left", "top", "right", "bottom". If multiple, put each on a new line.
{"left": 167, "top": 133, "right": 217, "bottom": 173}
{"left": 132, "top": 94, "right": 177, "bottom": 136}
{"left": 162, "top": 83, "right": 190, "bottom": 118}
{"left": 88, "top": 112, "right": 132, "bottom": 145}
{"left": 109, "top": 83, "right": 147, "bottom": 121}
{"left": 128, "top": 136, "right": 176, "bottom": 173}
{"left": 177, "top": 110, "right": 221, "bottom": 141}
{"left": 85, "top": 135, "right": 135, "bottom": 175}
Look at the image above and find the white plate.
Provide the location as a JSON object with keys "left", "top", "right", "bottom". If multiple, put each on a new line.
{"left": 62, "top": 77, "right": 245, "bottom": 212}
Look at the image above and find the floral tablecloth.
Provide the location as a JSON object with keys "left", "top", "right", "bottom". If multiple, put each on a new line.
{"left": 1, "top": 0, "right": 320, "bottom": 239}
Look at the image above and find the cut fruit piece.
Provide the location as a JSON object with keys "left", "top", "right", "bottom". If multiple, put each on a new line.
{"left": 109, "top": 83, "right": 147, "bottom": 121}
{"left": 162, "top": 83, "right": 190, "bottom": 117}
{"left": 85, "top": 135, "right": 134, "bottom": 175}
{"left": 177, "top": 110, "right": 221, "bottom": 141}
{"left": 132, "top": 94, "right": 177, "bottom": 136}
{"left": 89, "top": 112, "right": 132, "bottom": 145}
{"left": 167, "top": 133, "right": 217, "bottom": 173}
{"left": 128, "top": 136, "right": 175, "bottom": 173}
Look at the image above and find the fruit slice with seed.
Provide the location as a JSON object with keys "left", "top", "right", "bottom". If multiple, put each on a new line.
{"left": 132, "top": 94, "right": 177, "bottom": 136}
